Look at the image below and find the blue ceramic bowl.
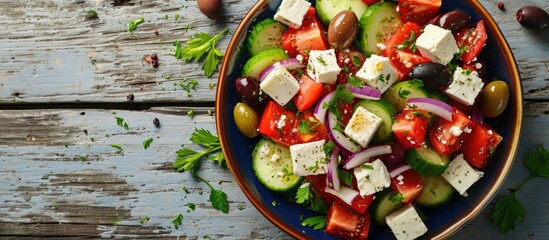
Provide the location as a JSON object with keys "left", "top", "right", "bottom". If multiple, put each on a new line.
{"left": 216, "top": 1, "right": 522, "bottom": 239}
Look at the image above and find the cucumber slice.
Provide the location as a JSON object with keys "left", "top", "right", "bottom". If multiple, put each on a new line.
{"left": 416, "top": 175, "right": 455, "bottom": 208}
{"left": 382, "top": 80, "right": 429, "bottom": 112}
{"left": 370, "top": 189, "right": 405, "bottom": 226}
{"left": 246, "top": 18, "right": 286, "bottom": 56}
{"left": 252, "top": 138, "right": 303, "bottom": 193}
{"left": 316, "top": 0, "right": 368, "bottom": 27}
{"left": 405, "top": 144, "right": 451, "bottom": 176}
{"left": 242, "top": 48, "right": 289, "bottom": 79}
{"left": 354, "top": 99, "right": 396, "bottom": 143}
{"left": 357, "top": 2, "right": 403, "bottom": 55}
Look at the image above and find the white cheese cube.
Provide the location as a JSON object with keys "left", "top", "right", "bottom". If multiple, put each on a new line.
{"left": 260, "top": 65, "right": 300, "bottom": 106}
{"left": 290, "top": 140, "right": 327, "bottom": 176}
{"left": 354, "top": 159, "right": 390, "bottom": 196}
{"left": 442, "top": 154, "right": 484, "bottom": 196}
{"left": 444, "top": 67, "right": 485, "bottom": 106}
{"left": 416, "top": 24, "right": 460, "bottom": 65}
{"left": 355, "top": 54, "right": 398, "bottom": 93}
{"left": 307, "top": 49, "right": 341, "bottom": 85}
{"left": 386, "top": 204, "right": 428, "bottom": 240}
{"left": 344, "top": 106, "right": 382, "bottom": 148}
{"left": 273, "top": 0, "right": 311, "bottom": 29}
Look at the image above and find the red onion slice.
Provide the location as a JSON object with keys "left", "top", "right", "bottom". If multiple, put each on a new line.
{"left": 407, "top": 98, "right": 453, "bottom": 121}
{"left": 346, "top": 85, "right": 382, "bottom": 100}
{"left": 343, "top": 145, "right": 392, "bottom": 169}
{"left": 314, "top": 91, "right": 335, "bottom": 124}
{"left": 327, "top": 148, "right": 340, "bottom": 191}
{"left": 385, "top": 143, "right": 406, "bottom": 169}
{"left": 324, "top": 186, "right": 359, "bottom": 206}
{"left": 326, "top": 111, "right": 362, "bottom": 156}
{"left": 258, "top": 58, "right": 305, "bottom": 82}
{"left": 389, "top": 164, "right": 413, "bottom": 178}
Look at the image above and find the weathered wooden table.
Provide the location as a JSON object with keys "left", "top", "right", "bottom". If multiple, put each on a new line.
{"left": 0, "top": 0, "right": 548, "bottom": 239}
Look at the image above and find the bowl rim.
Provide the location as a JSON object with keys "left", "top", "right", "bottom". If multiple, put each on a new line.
{"left": 216, "top": 0, "right": 523, "bottom": 239}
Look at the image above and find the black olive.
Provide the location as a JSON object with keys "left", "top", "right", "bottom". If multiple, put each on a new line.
{"left": 428, "top": 10, "right": 471, "bottom": 33}
{"left": 408, "top": 63, "right": 453, "bottom": 89}
{"left": 517, "top": 6, "right": 549, "bottom": 31}
{"left": 234, "top": 77, "right": 265, "bottom": 109}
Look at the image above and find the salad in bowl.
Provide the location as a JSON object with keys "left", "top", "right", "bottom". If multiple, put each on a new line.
{"left": 216, "top": 0, "right": 522, "bottom": 239}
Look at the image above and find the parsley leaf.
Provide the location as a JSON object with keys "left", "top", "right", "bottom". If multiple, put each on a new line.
{"left": 398, "top": 88, "right": 411, "bottom": 99}
{"left": 337, "top": 168, "right": 354, "bottom": 186}
{"left": 301, "top": 216, "right": 326, "bottom": 231}
{"left": 295, "top": 183, "right": 311, "bottom": 204}
{"left": 323, "top": 85, "right": 354, "bottom": 119}
{"left": 196, "top": 174, "right": 229, "bottom": 213}
{"left": 173, "top": 128, "right": 225, "bottom": 173}
{"left": 139, "top": 216, "right": 150, "bottom": 225}
{"left": 390, "top": 192, "right": 405, "bottom": 204}
{"left": 491, "top": 145, "right": 549, "bottom": 233}
{"left": 394, "top": 31, "right": 417, "bottom": 52}
{"left": 347, "top": 76, "right": 365, "bottom": 88}
{"left": 128, "top": 17, "right": 144, "bottom": 32}
{"left": 173, "top": 28, "right": 229, "bottom": 77}
{"left": 143, "top": 137, "right": 153, "bottom": 150}
{"left": 172, "top": 214, "right": 183, "bottom": 229}
{"left": 352, "top": 55, "right": 362, "bottom": 67}
{"left": 298, "top": 120, "right": 321, "bottom": 134}
{"left": 111, "top": 144, "right": 123, "bottom": 153}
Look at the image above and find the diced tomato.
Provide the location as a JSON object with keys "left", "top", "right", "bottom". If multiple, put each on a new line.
{"left": 292, "top": 74, "right": 324, "bottom": 111}
{"left": 258, "top": 101, "right": 299, "bottom": 147}
{"left": 392, "top": 110, "right": 429, "bottom": 149}
{"left": 397, "top": 0, "right": 442, "bottom": 26}
{"left": 428, "top": 107, "right": 472, "bottom": 155}
{"left": 461, "top": 122, "right": 503, "bottom": 169}
{"left": 455, "top": 20, "right": 488, "bottom": 64}
{"left": 361, "top": 0, "right": 382, "bottom": 5}
{"left": 282, "top": 7, "right": 329, "bottom": 58}
{"left": 305, "top": 175, "right": 335, "bottom": 205}
{"left": 349, "top": 194, "right": 374, "bottom": 214}
{"left": 389, "top": 167, "right": 423, "bottom": 204}
{"left": 325, "top": 201, "right": 370, "bottom": 239}
{"left": 336, "top": 48, "right": 367, "bottom": 85}
{"left": 338, "top": 101, "right": 355, "bottom": 126}
{"left": 461, "top": 59, "right": 486, "bottom": 78}
{"left": 384, "top": 22, "right": 431, "bottom": 80}
{"left": 297, "top": 111, "right": 329, "bottom": 143}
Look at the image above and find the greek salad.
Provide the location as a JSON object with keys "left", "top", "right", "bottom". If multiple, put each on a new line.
{"left": 232, "top": 0, "right": 508, "bottom": 239}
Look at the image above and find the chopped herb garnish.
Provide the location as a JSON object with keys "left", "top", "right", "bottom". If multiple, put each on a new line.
{"left": 237, "top": 203, "right": 245, "bottom": 210}
{"left": 347, "top": 76, "right": 365, "bottom": 88}
{"left": 172, "top": 214, "right": 183, "bottom": 229}
{"left": 173, "top": 128, "right": 225, "bottom": 172}
{"left": 295, "top": 183, "right": 311, "bottom": 204}
{"left": 362, "top": 164, "right": 374, "bottom": 170}
{"left": 185, "top": 202, "right": 196, "bottom": 211}
{"left": 112, "top": 217, "right": 122, "bottom": 223}
{"left": 323, "top": 85, "right": 354, "bottom": 119}
{"left": 317, "top": 56, "right": 327, "bottom": 66}
{"left": 394, "top": 31, "right": 417, "bottom": 52}
{"left": 301, "top": 216, "right": 326, "bottom": 230}
{"left": 143, "top": 137, "right": 153, "bottom": 150}
{"left": 140, "top": 216, "right": 150, "bottom": 224}
{"left": 298, "top": 120, "right": 321, "bottom": 134}
{"left": 172, "top": 28, "right": 229, "bottom": 77}
{"left": 352, "top": 55, "right": 362, "bottom": 67}
{"left": 390, "top": 192, "right": 405, "bottom": 204}
{"left": 398, "top": 88, "right": 411, "bottom": 99}
{"left": 128, "top": 17, "right": 144, "bottom": 33}
{"left": 111, "top": 144, "right": 123, "bottom": 153}
{"left": 187, "top": 108, "right": 195, "bottom": 118}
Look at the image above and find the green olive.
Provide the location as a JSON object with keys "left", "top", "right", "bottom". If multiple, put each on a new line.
{"left": 233, "top": 102, "right": 260, "bottom": 138}
{"left": 480, "top": 80, "right": 509, "bottom": 118}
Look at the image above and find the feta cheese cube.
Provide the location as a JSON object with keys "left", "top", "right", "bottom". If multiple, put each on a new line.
{"left": 385, "top": 204, "right": 428, "bottom": 240}
{"left": 442, "top": 154, "right": 484, "bottom": 196}
{"left": 344, "top": 106, "right": 382, "bottom": 147}
{"left": 416, "top": 24, "right": 460, "bottom": 65}
{"left": 354, "top": 159, "right": 391, "bottom": 196}
{"left": 444, "top": 67, "right": 484, "bottom": 106}
{"left": 260, "top": 65, "right": 300, "bottom": 106}
{"left": 307, "top": 49, "right": 341, "bottom": 84}
{"left": 355, "top": 54, "right": 398, "bottom": 93}
{"left": 290, "top": 140, "right": 327, "bottom": 176}
{"left": 274, "top": 0, "right": 311, "bottom": 29}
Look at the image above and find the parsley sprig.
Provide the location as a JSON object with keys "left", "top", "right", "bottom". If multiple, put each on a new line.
{"left": 492, "top": 145, "right": 549, "bottom": 233}
{"left": 173, "top": 129, "right": 228, "bottom": 213}
{"left": 301, "top": 216, "right": 326, "bottom": 230}
{"left": 173, "top": 28, "right": 229, "bottom": 77}
{"left": 323, "top": 85, "right": 354, "bottom": 119}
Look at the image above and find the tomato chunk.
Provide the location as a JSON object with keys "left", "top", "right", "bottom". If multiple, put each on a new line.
{"left": 389, "top": 167, "right": 423, "bottom": 204}
{"left": 384, "top": 22, "right": 431, "bottom": 80}
{"left": 282, "top": 7, "right": 329, "bottom": 58}
{"left": 397, "top": 0, "right": 442, "bottom": 26}
{"left": 297, "top": 111, "right": 329, "bottom": 143}
{"left": 461, "top": 122, "right": 503, "bottom": 169}
{"left": 325, "top": 201, "right": 370, "bottom": 239}
{"left": 336, "top": 48, "right": 366, "bottom": 85}
{"left": 455, "top": 20, "right": 488, "bottom": 64}
{"left": 428, "top": 108, "right": 472, "bottom": 155}
{"left": 392, "top": 110, "right": 429, "bottom": 149}
{"left": 258, "top": 101, "right": 299, "bottom": 147}
{"left": 292, "top": 74, "right": 324, "bottom": 111}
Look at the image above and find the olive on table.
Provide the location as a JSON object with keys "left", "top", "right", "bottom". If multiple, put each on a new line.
{"left": 428, "top": 10, "right": 471, "bottom": 33}
{"left": 480, "top": 80, "right": 509, "bottom": 118}
{"left": 234, "top": 102, "right": 260, "bottom": 138}
{"left": 328, "top": 10, "right": 359, "bottom": 50}
{"left": 517, "top": 6, "right": 549, "bottom": 31}
{"left": 408, "top": 63, "right": 452, "bottom": 89}
{"left": 234, "top": 76, "right": 265, "bottom": 109}
{"left": 197, "top": 0, "right": 222, "bottom": 19}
